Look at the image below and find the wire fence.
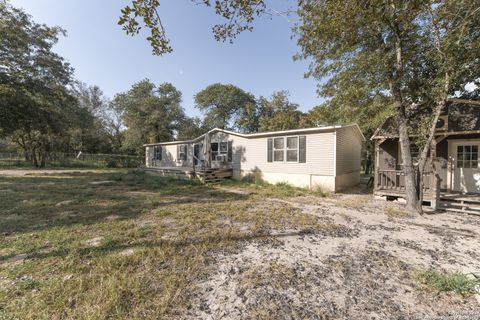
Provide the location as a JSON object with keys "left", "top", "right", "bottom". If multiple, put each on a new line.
{"left": 0, "top": 152, "right": 144, "bottom": 168}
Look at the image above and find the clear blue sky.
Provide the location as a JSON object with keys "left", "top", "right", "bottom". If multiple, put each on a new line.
{"left": 10, "top": 0, "right": 324, "bottom": 118}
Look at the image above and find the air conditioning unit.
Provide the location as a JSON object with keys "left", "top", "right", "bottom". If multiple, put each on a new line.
{"left": 435, "top": 115, "right": 448, "bottom": 132}
{"left": 215, "top": 154, "right": 227, "bottom": 162}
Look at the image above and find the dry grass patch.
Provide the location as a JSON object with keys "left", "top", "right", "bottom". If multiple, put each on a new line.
{"left": 338, "top": 195, "right": 371, "bottom": 209}
{"left": 384, "top": 206, "right": 413, "bottom": 219}
{"left": 0, "top": 169, "right": 329, "bottom": 319}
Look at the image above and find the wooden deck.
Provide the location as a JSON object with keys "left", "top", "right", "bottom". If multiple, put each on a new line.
{"left": 439, "top": 192, "right": 480, "bottom": 215}
{"left": 143, "top": 166, "right": 233, "bottom": 184}
{"left": 375, "top": 188, "right": 480, "bottom": 215}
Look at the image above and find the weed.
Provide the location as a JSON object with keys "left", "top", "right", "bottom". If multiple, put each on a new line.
{"left": 413, "top": 269, "right": 480, "bottom": 297}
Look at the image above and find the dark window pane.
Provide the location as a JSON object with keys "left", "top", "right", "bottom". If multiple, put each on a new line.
{"left": 458, "top": 154, "right": 464, "bottom": 161}
{"left": 274, "top": 150, "right": 284, "bottom": 161}
{"left": 211, "top": 143, "right": 218, "bottom": 152}
{"left": 274, "top": 138, "right": 284, "bottom": 150}
{"left": 457, "top": 146, "right": 463, "bottom": 154}
{"left": 287, "top": 150, "right": 298, "bottom": 162}
{"left": 465, "top": 145, "right": 472, "bottom": 153}
{"left": 457, "top": 160, "right": 463, "bottom": 168}
{"left": 473, "top": 153, "right": 478, "bottom": 161}
{"left": 220, "top": 142, "right": 228, "bottom": 153}
{"left": 287, "top": 137, "right": 298, "bottom": 149}
{"left": 473, "top": 146, "right": 478, "bottom": 153}
{"left": 472, "top": 160, "right": 478, "bottom": 168}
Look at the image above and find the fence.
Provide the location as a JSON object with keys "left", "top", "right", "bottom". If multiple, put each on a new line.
{"left": 0, "top": 152, "right": 144, "bottom": 168}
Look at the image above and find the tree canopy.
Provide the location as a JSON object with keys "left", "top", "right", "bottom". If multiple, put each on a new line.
{"left": 0, "top": 2, "right": 77, "bottom": 166}
{"left": 112, "top": 80, "right": 186, "bottom": 153}
{"left": 194, "top": 83, "right": 256, "bottom": 130}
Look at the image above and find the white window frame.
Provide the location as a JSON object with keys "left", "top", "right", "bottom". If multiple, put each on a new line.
{"left": 211, "top": 141, "right": 229, "bottom": 162}
{"left": 154, "top": 145, "right": 162, "bottom": 161}
{"left": 273, "top": 137, "right": 285, "bottom": 162}
{"left": 457, "top": 144, "right": 479, "bottom": 169}
{"left": 178, "top": 144, "right": 187, "bottom": 161}
{"left": 272, "top": 136, "right": 300, "bottom": 163}
{"left": 286, "top": 136, "right": 299, "bottom": 162}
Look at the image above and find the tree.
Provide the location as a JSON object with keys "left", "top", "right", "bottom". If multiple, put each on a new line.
{"left": 0, "top": 2, "right": 76, "bottom": 166}
{"left": 70, "top": 82, "right": 114, "bottom": 154}
{"left": 176, "top": 116, "right": 205, "bottom": 140}
{"left": 257, "top": 91, "right": 311, "bottom": 132}
{"left": 194, "top": 83, "right": 255, "bottom": 130}
{"left": 112, "top": 80, "right": 185, "bottom": 153}
{"left": 295, "top": 0, "right": 480, "bottom": 213}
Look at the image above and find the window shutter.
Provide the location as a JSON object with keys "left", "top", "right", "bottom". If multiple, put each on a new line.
{"left": 183, "top": 145, "right": 188, "bottom": 161}
{"left": 176, "top": 145, "right": 180, "bottom": 161}
{"left": 299, "top": 136, "right": 306, "bottom": 163}
{"left": 267, "top": 138, "right": 273, "bottom": 162}
{"left": 227, "top": 141, "right": 233, "bottom": 162}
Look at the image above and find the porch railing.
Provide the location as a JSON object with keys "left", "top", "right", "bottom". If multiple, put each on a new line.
{"left": 376, "top": 169, "right": 433, "bottom": 193}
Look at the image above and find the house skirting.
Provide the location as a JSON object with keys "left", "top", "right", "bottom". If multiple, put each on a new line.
{"left": 335, "top": 171, "right": 361, "bottom": 191}
{"left": 233, "top": 170, "right": 337, "bottom": 191}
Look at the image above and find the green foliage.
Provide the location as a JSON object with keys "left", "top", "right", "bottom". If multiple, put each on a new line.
{"left": 257, "top": 91, "right": 311, "bottom": 132}
{"left": 176, "top": 116, "right": 206, "bottom": 141}
{"left": 119, "top": 0, "right": 267, "bottom": 55}
{"left": 112, "top": 80, "right": 185, "bottom": 153}
{"left": 294, "top": 0, "right": 480, "bottom": 134}
{"left": 414, "top": 269, "right": 480, "bottom": 297}
{"left": 0, "top": 2, "right": 78, "bottom": 166}
{"left": 195, "top": 83, "right": 256, "bottom": 130}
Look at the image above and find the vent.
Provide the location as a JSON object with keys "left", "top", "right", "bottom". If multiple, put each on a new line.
{"left": 436, "top": 115, "right": 448, "bottom": 132}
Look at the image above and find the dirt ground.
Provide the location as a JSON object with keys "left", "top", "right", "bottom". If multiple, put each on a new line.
{"left": 1, "top": 169, "right": 479, "bottom": 319}
{"left": 189, "top": 189, "right": 480, "bottom": 320}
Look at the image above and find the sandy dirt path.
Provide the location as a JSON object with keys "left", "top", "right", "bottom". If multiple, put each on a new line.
{"left": 189, "top": 191, "right": 480, "bottom": 319}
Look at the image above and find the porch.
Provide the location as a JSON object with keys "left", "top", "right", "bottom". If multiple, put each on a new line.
{"left": 375, "top": 169, "right": 480, "bottom": 215}
{"left": 143, "top": 166, "right": 233, "bottom": 184}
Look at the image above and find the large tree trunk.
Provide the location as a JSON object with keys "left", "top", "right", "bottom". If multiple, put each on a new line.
{"left": 397, "top": 115, "right": 422, "bottom": 212}
{"left": 389, "top": 32, "right": 423, "bottom": 214}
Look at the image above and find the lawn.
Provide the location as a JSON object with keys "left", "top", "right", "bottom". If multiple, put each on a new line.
{"left": 1, "top": 169, "right": 479, "bottom": 319}
{"left": 0, "top": 169, "right": 325, "bottom": 319}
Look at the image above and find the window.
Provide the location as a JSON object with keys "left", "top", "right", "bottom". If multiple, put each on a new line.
{"left": 154, "top": 146, "right": 162, "bottom": 161}
{"left": 286, "top": 137, "right": 298, "bottom": 162}
{"left": 457, "top": 145, "right": 478, "bottom": 169}
{"left": 267, "top": 136, "right": 306, "bottom": 163}
{"left": 273, "top": 138, "right": 284, "bottom": 162}
{"left": 178, "top": 144, "right": 187, "bottom": 161}
{"left": 211, "top": 142, "right": 228, "bottom": 162}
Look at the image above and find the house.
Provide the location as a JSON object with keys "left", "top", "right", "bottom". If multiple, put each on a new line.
{"left": 371, "top": 101, "right": 480, "bottom": 213}
{"left": 144, "top": 124, "right": 365, "bottom": 191}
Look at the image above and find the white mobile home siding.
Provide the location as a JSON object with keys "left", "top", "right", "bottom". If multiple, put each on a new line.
{"left": 335, "top": 126, "right": 363, "bottom": 190}
{"left": 144, "top": 125, "right": 364, "bottom": 192}
{"left": 230, "top": 131, "right": 336, "bottom": 190}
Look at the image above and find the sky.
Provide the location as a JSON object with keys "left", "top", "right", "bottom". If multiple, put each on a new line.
{"left": 10, "top": 0, "right": 324, "bottom": 118}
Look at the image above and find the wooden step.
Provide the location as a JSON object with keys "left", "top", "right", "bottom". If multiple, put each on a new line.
{"left": 439, "top": 201, "right": 480, "bottom": 211}
{"left": 439, "top": 207, "right": 480, "bottom": 216}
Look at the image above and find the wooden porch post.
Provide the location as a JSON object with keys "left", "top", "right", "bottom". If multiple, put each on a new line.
{"left": 430, "top": 138, "right": 440, "bottom": 210}
{"left": 374, "top": 140, "right": 380, "bottom": 192}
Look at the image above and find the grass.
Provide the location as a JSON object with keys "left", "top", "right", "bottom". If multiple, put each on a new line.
{"left": 0, "top": 169, "right": 326, "bottom": 319}
{"left": 218, "top": 179, "right": 330, "bottom": 198}
{"left": 413, "top": 269, "right": 480, "bottom": 297}
{"left": 384, "top": 206, "right": 413, "bottom": 219}
{"left": 0, "top": 157, "right": 140, "bottom": 169}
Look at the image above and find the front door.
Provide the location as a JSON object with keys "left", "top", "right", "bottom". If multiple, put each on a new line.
{"left": 452, "top": 143, "right": 480, "bottom": 193}
{"left": 193, "top": 144, "right": 202, "bottom": 165}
